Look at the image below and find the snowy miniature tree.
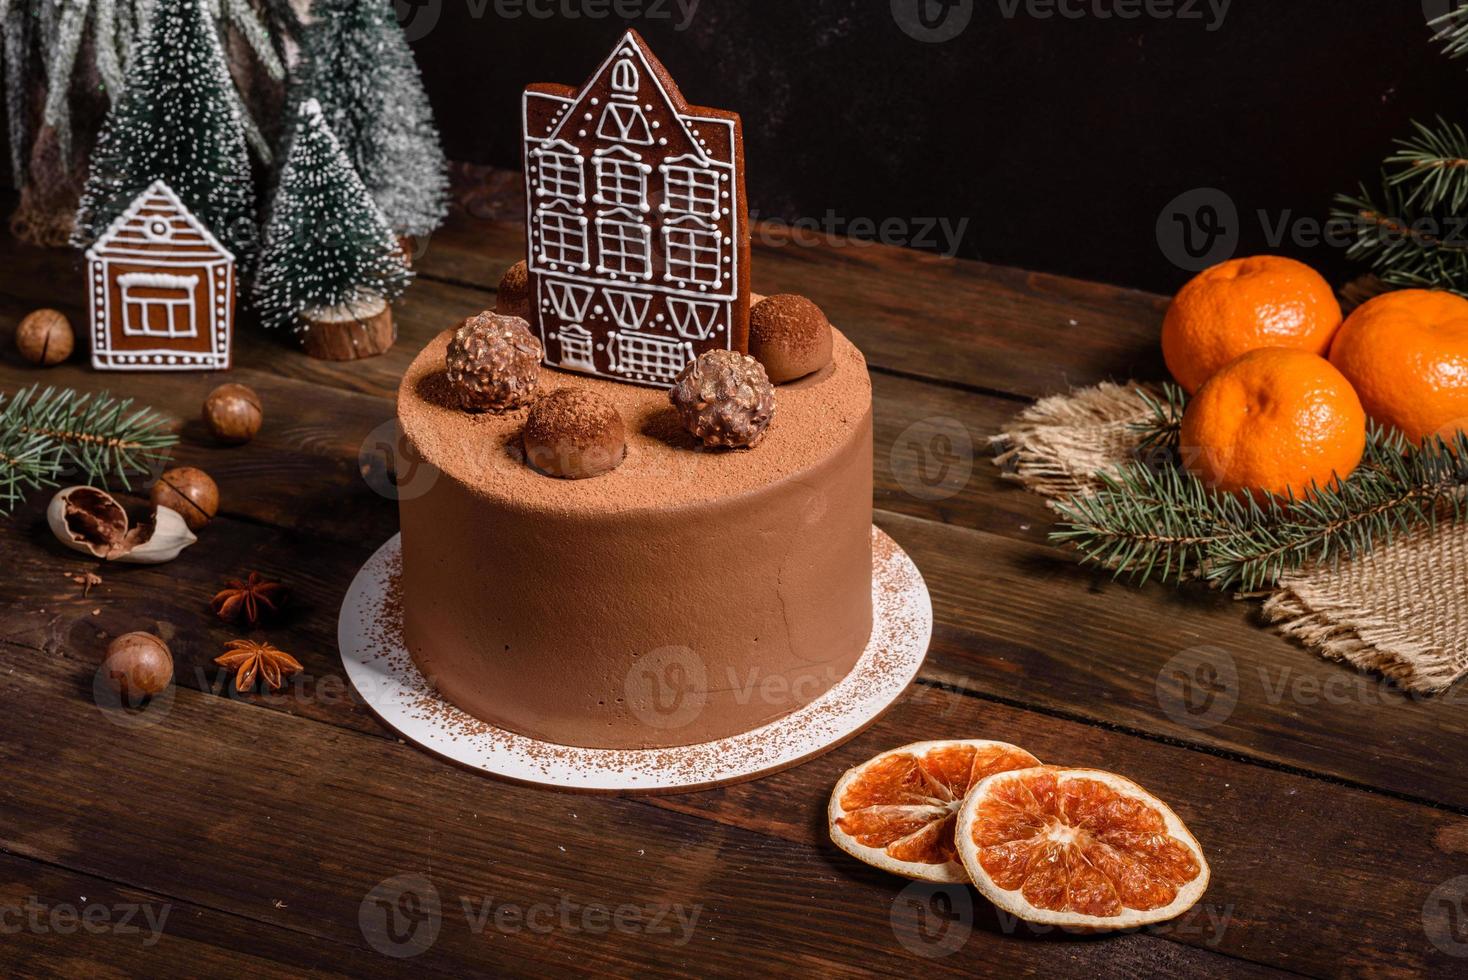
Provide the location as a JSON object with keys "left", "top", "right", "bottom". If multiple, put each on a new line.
{"left": 72, "top": 0, "right": 257, "bottom": 262}
{"left": 291, "top": 0, "right": 448, "bottom": 238}
{"left": 254, "top": 99, "right": 413, "bottom": 347}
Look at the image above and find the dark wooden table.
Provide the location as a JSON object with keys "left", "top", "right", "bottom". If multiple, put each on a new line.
{"left": 2, "top": 187, "right": 1466, "bottom": 978}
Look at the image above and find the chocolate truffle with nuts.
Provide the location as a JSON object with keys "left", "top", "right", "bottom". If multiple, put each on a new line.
{"left": 669, "top": 349, "right": 775, "bottom": 449}
{"left": 496, "top": 261, "right": 531, "bottom": 320}
{"left": 748, "top": 294, "right": 833, "bottom": 383}
{"left": 445, "top": 311, "right": 543, "bottom": 412}
{"left": 523, "top": 388, "right": 626, "bottom": 479}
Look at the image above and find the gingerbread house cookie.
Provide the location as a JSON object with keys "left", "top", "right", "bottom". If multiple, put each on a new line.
{"left": 85, "top": 179, "right": 235, "bottom": 371}
{"left": 522, "top": 30, "right": 750, "bottom": 387}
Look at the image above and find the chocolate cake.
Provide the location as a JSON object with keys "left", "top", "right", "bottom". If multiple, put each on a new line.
{"left": 393, "top": 31, "right": 877, "bottom": 750}
{"left": 396, "top": 329, "right": 873, "bottom": 749}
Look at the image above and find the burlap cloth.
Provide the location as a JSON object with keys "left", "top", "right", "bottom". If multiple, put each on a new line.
{"left": 993, "top": 383, "right": 1468, "bottom": 693}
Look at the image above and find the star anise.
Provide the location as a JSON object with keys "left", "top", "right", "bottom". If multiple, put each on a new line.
{"left": 214, "top": 639, "right": 303, "bottom": 692}
{"left": 211, "top": 572, "right": 287, "bottom": 626}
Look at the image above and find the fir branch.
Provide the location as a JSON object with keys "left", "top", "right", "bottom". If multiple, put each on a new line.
{"left": 1050, "top": 426, "right": 1468, "bottom": 592}
{"left": 1330, "top": 178, "right": 1468, "bottom": 297}
{"left": 1128, "top": 382, "right": 1185, "bottom": 452}
{"left": 1386, "top": 117, "right": 1468, "bottom": 212}
{"left": 1050, "top": 462, "right": 1239, "bottom": 585}
{"left": 0, "top": 398, "right": 60, "bottom": 513}
{"left": 0, "top": 385, "right": 178, "bottom": 514}
{"left": 1430, "top": 1, "right": 1468, "bottom": 60}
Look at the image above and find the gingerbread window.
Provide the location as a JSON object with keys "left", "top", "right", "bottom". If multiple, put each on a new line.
{"left": 596, "top": 210, "right": 652, "bottom": 279}
{"left": 119, "top": 272, "right": 200, "bottom": 338}
{"left": 531, "top": 141, "right": 586, "bottom": 203}
{"left": 661, "top": 160, "right": 721, "bottom": 218}
{"left": 594, "top": 150, "right": 650, "bottom": 211}
{"left": 664, "top": 216, "right": 723, "bottom": 287}
{"left": 535, "top": 202, "right": 589, "bottom": 269}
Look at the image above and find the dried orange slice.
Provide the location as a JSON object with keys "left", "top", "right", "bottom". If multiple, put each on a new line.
{"left": 828, "top": 740, "right": 1042, "bottom": 882}
{"left": 955, "top": 767, "right": 1210, "bottom": 929}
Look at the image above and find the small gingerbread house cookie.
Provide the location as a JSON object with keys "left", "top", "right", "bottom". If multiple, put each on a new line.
{"left": 85, "top": 179, "right": 235, "bottom": 371}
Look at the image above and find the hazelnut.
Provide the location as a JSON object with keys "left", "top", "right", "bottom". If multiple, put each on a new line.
{"left": 523, "top": 388, "right": 626, "bottom": 479}
{"left": 669, "top": 349, "right": 775, "bottom": 449}
{"left": 748, "top": 294, "right": 833, "bottom": 384}
{"left": 203, "top": 383, "right": 263, "bottom": 445}
{"left": 102, "top": 632, "right": 174, "bottom": 699}
{"left": 150, "top": 466, "right": 219, "bottom": 531}
{"left": 496, "top": 260, "right": 531, "bottom": 320}
{"left": 15, "top": 308, "right": 74, "bottom": 366}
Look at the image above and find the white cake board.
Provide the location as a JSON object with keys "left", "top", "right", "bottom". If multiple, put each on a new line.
{"left": 338, "top": 527, "right": 932, "bottom": 794}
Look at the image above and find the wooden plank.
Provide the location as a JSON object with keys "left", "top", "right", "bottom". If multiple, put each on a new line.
{"left": 0, "top": 201, "right": 1168, "bottom": 401}
{"left": 0, "top": 636, "right": 1405, "bottom": 977}
{"left": 4, "top": 336, "right": 1468, "bottom": 814}
{"left": 0, "top": 852, "right": 397, "bottom": 979}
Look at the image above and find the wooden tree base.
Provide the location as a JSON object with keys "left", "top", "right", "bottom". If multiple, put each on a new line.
{"left": 300, "top": 299, "right": 395, "bottom": 361}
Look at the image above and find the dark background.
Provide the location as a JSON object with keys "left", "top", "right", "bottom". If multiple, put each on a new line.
{"left": 410, "top": 0, "right": 1463, "bottom": 295}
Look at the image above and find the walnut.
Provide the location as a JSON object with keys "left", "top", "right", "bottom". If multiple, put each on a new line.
{"left": 445, "top": 311, "right": 543, "bottom": 412}
{"left": 669, "top": 349, "right": 775, "bottom": 449}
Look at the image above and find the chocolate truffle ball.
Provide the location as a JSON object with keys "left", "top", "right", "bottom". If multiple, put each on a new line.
{"left": 523, "top": 388, "right": 626, "bottom": 479}
{"left": 748, "top": 294, "right": 832, "bottom": 384}
{"left": 445, "top": 311, "right": 543, "bottom": 412}
{"left": 15, "top": 308, "right": 74, "bottom": 366}
{"left": 150, "top": 466, "right": 219, "bottom": 531}
{"left": 669, "top": 349, "right": 775, "bottom": 449}
{"left": 497, "top": 260, "right": 531, "bottom": 320}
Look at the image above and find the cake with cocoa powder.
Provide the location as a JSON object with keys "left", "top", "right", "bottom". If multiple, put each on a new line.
{"left": 395, "top": 327, "right": 873, "bottom": 749}
{"left": 393, "top": 31, "right": 877, "bottom": 750}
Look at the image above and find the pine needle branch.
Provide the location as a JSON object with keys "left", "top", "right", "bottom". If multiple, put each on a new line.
{"left": 1330, "top": 178, "right": 1468, "bottom": 297}
{"left": 0, "top": 384, "right": 177, "bottom": 514}
{"left": 1430, "top": 2, "right": 1468, "bottom": 60}
{"left": 1128, "top": 382, "right": 1186, "bottom": 452}
{"left": 1050, "top": 420, "right": 1468, "bottom": 591}
{"left": 1386, "top": 118, "right": 1468, "bottom": 213}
